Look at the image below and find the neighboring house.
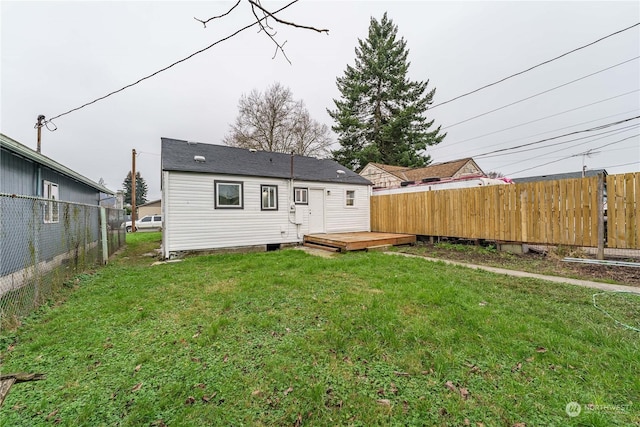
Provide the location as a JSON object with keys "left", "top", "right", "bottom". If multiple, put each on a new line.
{"left": 511, "top": 169, "right": 607, "bottom": 184}
{"left": 161, "top": 138, "right": 371, "bottom": 258}
{"left": 360, "top": 158, "right": 485, "bottom": 188}
{"left": 137, "top": 198, "right": 162, "bottom": 218}
{"left": 1, "top": 133, "right": 113, "bottom": 203}
{"left": 1, "top": 133, "right": 116, "bottom": 295}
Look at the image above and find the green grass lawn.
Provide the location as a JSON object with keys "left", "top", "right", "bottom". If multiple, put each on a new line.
{"left": 1, "top": 232, "right": 638, "bottom": 426}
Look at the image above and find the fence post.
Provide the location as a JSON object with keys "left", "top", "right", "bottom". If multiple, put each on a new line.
{"left": 100, "top": 207, "right": 108, "bottom": 265}
{"left": 596, "top": 173, "right": 605, "bottom": 260}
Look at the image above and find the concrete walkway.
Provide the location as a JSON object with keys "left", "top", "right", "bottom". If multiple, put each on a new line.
{"left": 386, "top": 252, "right": 640, "bottom": 294}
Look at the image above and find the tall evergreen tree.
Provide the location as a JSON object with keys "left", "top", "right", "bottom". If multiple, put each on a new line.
{"left": 328, "top": 13, "right": 446, "bottom": 171}
{"left": 122, "top": 171, "right": 148, "bottom": 206}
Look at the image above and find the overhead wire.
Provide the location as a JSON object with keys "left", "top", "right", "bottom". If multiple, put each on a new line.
{"left": 471, "top": 116, "right": 640, "bottom": 158}
{"left": 476, "top": 123, "right": 640, "bottom": 159}
{"left": 504, "top": 134, "right": 639, "bottom": 176}
{"left": 441, "top": 57, "right": 640, "bottom": 130}
{"left": 429, "top": 92, "right": 640, "bottom": 152}
{"left": 429, "top": 22, "right": 640, "bottom": 110}
{"left": 494, "top": 128, "right": 640, "bottom": 169}
{"left": 45, "top": 0, "right": 302, "bottom": 124}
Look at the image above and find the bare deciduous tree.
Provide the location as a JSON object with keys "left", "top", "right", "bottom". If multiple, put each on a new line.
{"left": 224, "top": 83, "right": 333, "bottom": 157}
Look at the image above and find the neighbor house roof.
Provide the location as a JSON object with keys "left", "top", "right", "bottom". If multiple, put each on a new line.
{"left": 1, "top": 133, "right": 115, "bottom": 194}
{"left": 138, "top": 199, "right": 161, "bottom": 207}
{"left": 367, "top": 158, "right": 482, "bottom": 181}
{"left": 512, "top": 169, "right": 608, "bottom": 183}
{"left": 161, "top": 138, "right": 371, "bottom": 185}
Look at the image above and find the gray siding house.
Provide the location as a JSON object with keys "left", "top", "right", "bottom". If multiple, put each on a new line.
{"left": 1, "top": 133, "right": 114, "bottom": 284}
{"left": 161, "top": 138, "right": 372, "bottom": 258}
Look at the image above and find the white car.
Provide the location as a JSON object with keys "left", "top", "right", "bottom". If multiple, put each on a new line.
{"left": 125, "top": 215, "right": 162, "bottom": 232}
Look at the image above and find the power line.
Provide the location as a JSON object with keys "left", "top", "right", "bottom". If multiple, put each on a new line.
{"left": 442, "top": 57, "right": 640, "bottom": 130}
{"left": 505, "top": 134, "right": 639, "bottom": 176}
{"left": 429, "top": 92, "right": 640, "bottom": 152}
{"left": 429, "top": 22, "right": 640, "bottom": 110}
{"left": 476, "top": 123, "right": 640, "bottom": 159}
{"left": 595, "top": 161, "right": 639, "bottom": 169}
{"left": 45, "top": 0, "right": 301, "bottom": 123}
{"left": 472, "top": 116, "right": 640, "bottom": 158}
{"left": 495, "top": 128, "right": 640, "bottom": 169}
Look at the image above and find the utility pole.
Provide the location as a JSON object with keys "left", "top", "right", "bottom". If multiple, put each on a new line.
{"left": 36, "top": 115, "right": 45, "bottom": 153}
{"left": 131, "top": 149, "right": 137, "bottom": 232}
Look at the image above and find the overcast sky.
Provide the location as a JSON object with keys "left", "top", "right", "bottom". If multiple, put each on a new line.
{"left": 2, "top": 1, "right": 639, "bottom": 200}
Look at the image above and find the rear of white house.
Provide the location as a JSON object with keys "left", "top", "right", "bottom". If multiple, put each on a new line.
{"left": 161, "top": 138, "right": 371, "bottom": 258}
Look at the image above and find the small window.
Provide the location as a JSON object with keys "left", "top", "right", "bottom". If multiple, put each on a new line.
{"left": 43, "top": 180, "right": 59, "bottom": 223}
{"left": 141, "top": 217, "right": 152, "bottom": 223}
{"left": 154, "top": 216, "right": 162, "bottom": 222}
{"left": 261, "top": 185, "right": 278, "bottom": 211}
{"left": 294, "top": 187, "right": 308, "bottom": 205}
{"left": 346, "top": 190, "right": 355, "bottom": 207}
{"left": 215, "top": 180, "right": 244, "bottom": 209}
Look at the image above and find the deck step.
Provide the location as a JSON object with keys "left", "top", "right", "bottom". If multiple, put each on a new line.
{"left": 303, "top": 242, "right": 340, "bottom": 252}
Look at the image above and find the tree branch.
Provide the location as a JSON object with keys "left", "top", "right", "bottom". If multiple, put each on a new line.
{"left": 194, "top": 0, "right": 241, "bottom": 28}
{"left": 248, "top": 0, "right": 329, "bottom": 34}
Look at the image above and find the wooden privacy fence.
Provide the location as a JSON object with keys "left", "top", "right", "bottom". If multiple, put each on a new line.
{"left": 607, "top": 172, "right": 639, "bottom": 249}
{"left": 371, "top": 173, "right": 638, "bottom": 249}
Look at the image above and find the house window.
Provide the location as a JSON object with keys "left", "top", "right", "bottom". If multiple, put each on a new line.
{"left": 43, "top": 180, "right": 59, "bottom": 223}
{"left": 346, "top": 190, "right": 355, "bottom": 207}
{"left": 261, "top": 185, "right": 278, "bottom": 211}
{"left": 215, "top": 180, "right": 243, "bottom": 209}
{"left": 294, "top": 187, "right": 308, "bottom": 205}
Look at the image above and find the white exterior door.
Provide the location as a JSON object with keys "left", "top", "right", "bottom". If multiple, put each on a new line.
{"left": 308, "top": 189, "right": 325, "bottom": 233}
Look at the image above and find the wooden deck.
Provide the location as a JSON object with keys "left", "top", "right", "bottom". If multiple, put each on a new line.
{"left": 304, "top": 232, "right": 416, "bottom": 252}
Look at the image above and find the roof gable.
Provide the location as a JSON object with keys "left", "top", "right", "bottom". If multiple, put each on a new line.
{"left": 161, "top": 138, "right": 371, "bottom": 185}
{"left": 361, "top": 158, "right": 483, "bottom": 182}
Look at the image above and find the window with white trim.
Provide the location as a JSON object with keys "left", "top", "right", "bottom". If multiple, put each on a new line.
{"left": 294, "top": 187, "right": 308, "bottom": 205}
{"left": 215, "top": 180, "right": 243, "bottom": 209}
{"left": 345, "top": 190, "right": 355, "bottom": 207}
{"left": 43, "top": 180, "right": 59, "bottom": 223}
{"left": 261, "top": 185, "right": 278, "bottom": 210}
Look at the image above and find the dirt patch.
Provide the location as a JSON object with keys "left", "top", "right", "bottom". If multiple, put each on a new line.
{"left": 397, "top": 242, "right": 640, "bottom": 287}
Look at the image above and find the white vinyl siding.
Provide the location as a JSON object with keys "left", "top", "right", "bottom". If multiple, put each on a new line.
{"left": 163, "top": 172, "right": 370, "bottom": 254}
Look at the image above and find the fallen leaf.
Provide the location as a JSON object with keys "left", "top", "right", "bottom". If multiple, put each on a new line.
{"left": 535, "top": 347, "right": 547, "bottom": 353}
{"left": 286, "top": 327, "right": 291, "bottom": 333}
{"left": 134, "top": 364, "right": 141, "bottom": 372}
{"left": 223, "top": 354, "right": 229, "bottom": 363}
{"left": 376, "top": 399, "right": 391, "bottom": 406}
{"left": 439, "top": 407, "right": 448, "bottom": 416}
{"left": 403, "top": 400, "right": 409, "bottom": 414}
{"left": 390, "top": 382, "right": 398, "bottom": 395}
{"left": 46, "top": 410, "right": 59, "bottom": 420}
{"left": 477, "top": 423, "right": 485, "bottom": 427}
{"left": 459, "top": 387, "right": 470, "bottom": 400}
{"left": 511, "top": 362, "right": 522, "bottom": 372}
{"left": 525, "top": 357, "right": 534, "bottom": 362}
{"left": 151, "top": 420, "right": 167, "bottom": 427}
{"left": 195, "top": 383, "right": 206, "bottom": 389}
{"left": 479, "top": 301, "right": 488, "bottom": 306}
{"left": 191, "top": 357, "right": 201, "bottom": 363}
{"left": 377, "top": 388, "right": 385, "bottom": 396}
{"left": 7, "top": 344, "right": 15, "bottom": 351}
{"left": 201, "top": 395, "right": 210, "bottom": 403}
{"left": 251, "top": 390, "right": 263, "bottom": 397}
{"left": 394, "top": 371, "right": 410, "bottom": 376}
{"left": 293, "top": 413, "right": 303, "bottom": 427}
{"left": 131, "top": 383, "right": 143, "bottom": 392}
{"left": 445, "top": 381, "right": 457, "bottom": 393}
{"left": 185, "top": 396, "right": 196, "bottom": 405}
{"left": 284, "top": 386, "right": 294, "bottom": 396}
{"left": 464, "top": 419, "right": 471, "bottom": 426}
{"left": 512, "top": 423, "right": 526, "bottom": 427}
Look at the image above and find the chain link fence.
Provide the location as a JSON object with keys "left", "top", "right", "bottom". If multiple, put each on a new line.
{"left": 0, "top": 194, "right": 125, "bottom": 327}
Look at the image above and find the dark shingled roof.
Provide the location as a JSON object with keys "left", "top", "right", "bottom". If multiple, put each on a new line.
{"left": 512, "top": 169, "right": 607, "bottom": 183}
{"left": 161, "top": 138, "right": 371, "bottom": 185}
